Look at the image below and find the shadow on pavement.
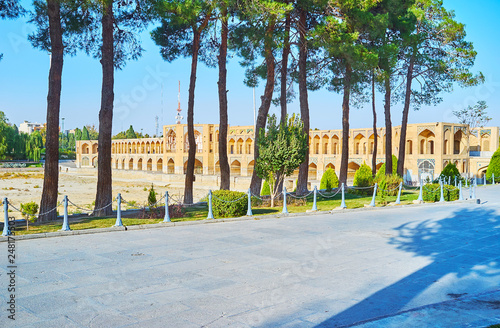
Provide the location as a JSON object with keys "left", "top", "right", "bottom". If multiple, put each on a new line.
{"left": 312, "top": 207, "right": 500, "bottom": 327}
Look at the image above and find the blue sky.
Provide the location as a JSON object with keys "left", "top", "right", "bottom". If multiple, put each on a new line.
{"left": 0, "top": 0, "right": 499, "bottom": 135}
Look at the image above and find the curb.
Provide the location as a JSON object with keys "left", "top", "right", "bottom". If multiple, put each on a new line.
{"left": 0, "top": 198, "right": 479, "bottom": 242}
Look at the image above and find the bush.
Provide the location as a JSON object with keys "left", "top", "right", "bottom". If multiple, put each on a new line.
{"left": 438, "top": 163, "right": 461, "bottom": 184}
{"left": 422, "top": 183, "right": 459, "bottom": 202}
{"left": 212, "top": 190, "right": 248, "bottom": 218}
{"left": 20, "top": 201, "right": 38, "bottom": 222}
{"left": 320, "top": 168, "right": 339, "bottom": 191}
{"left": 353, "top": 163, "right": 374, "bottom": 195}
{"left": 261, "top": 180, "right": 271, "bottom": 196}
{"left": 376, "top": 174, "right": 403, "bottom": 197}
{"left": 375, "top": 155, "right": 398, "bottom": 180}
{"left": 486, "top": 147, "right": 500, "bottom": 183}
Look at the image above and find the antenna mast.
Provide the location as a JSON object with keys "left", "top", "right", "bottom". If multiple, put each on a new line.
{"left": 175, "top": 80, "right": 183, "bottom": 124}
{"left": 155, "top": 116, "right": 159, "bottom": 137}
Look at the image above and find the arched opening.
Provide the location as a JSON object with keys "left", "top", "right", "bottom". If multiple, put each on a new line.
{"left": 482, "top": 134, "right": 491, "bottom": 152}
{"left": 230, "top": 160, "right": 241, "bottom": 176}
{"left": 167, "top": 159, "right": 175, "bottom": 174}
{"left": 308, "top": 163, "right": 317, "bottom": 180}
{"left": 92, "top": 144, "right": 98, "bottom": 154}
{"left": 348, "top": 162, "right": 360, "bottom": 179}
{"left": 443, "top": 129, "right": 451, "bottom": 155}
{"left": 419, "top": 129, "right": 435, "bottom": 155}
{"left": 454, "top": 130, "right": 464, "bottom": 155}
{"left": 114, "top": 159, "right": 118, "bottom": 169}
{"left": 326, "top": 163, "right": 335, "bottom": 171}
{"left": 322, "top": 135, "right": 330, "bottom": 154}
{"left": 236, "top": 138, "right": 244, "bottom": 154}
{"left": 354, "top": 134, "right": 364, "bottom": 155}
{"left": 147, "top": 158, "right": 153, "bottom": 171}
{"left": 429, "top": 140, "right": 434, "bottom": 155}
{"left": 157, "top": 158, "right": 163, "bottom": 172}
{"left": 121, "top": 159, "right": 125, "bottom": 170}
{"left": 245, "top": 138, "right": 253, "bottom": 154}
{"left": 82, "top": 157, "right": 89, "bottom": 166}
{"left": 407, "top": 140, "right": 413, "bottom": 155}
{"left": 215, "top": 160, "right": 220, "bottom": 174}
{"left": 332, "top": 136, "right": 340, "bottom": 155}
{"left": 478, "top": 166, "right": 488, "bottom": 178}
{"left": 91, "top": 157, "right": 97, "bottom": 167}
{"left": 418, "top": 160, "right": 435, "bottom": 182}
{"left": 82, "top": 144, "right": 90, "bottom": 154}
{"left": 185, "top": 131, "right": 203, "bottom": 153}
{"left": 248, "top": 160, "right": 255, "bottom": 176}
{"left": 376, "top": 162, "right": 384, "bottom": 171}
{"left": 229, "top": 139, "right": 235, "bottom": 155}
{"left": 137, "top": 158, "right": 143, "bottom": 170}
{"left": 166, "top": 130, "right": 176, "bottom": 152}
{"left": 184, "top": 159, "right": 203, "bottom": 174}
{"left": 313, "top": 135, "right": 320, "bottom": 155}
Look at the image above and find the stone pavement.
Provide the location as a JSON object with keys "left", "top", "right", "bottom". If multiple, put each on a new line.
{"left": 0, "top": 185, "right": 499, "bottom": 327}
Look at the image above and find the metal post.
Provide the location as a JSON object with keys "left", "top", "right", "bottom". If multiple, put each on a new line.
{"left": 163, "top": 191, "right": 171, "bottom": 222}
{"left": 207, "top": 190, "right": 214, "bottom": 219}
{"left": 454, "top": 176, "right": 457, "bottom": 187}
{"left": 439, "top": 181, "right": 445, "bottom": 203}
{"left": 465, "top": 178, "right": 468, "bottom": 188}
{"left": 61, "top": 195, "right": 70, "bottom": 231}
{"left": 472, "top": 179, "right": 477, "bottom": 199}
{"left": 282, "top": 187, "right": 289, "bottom": 214}
{"left": 2, "top": 198, "right": 10, "bottom": 236}
{"left": 484, "top": 175, "right": 486, "bottom": 186}
{"left": 493, "top": 173, "right": 495, "bottom": 184}
{"left": 312, "top": 186, "right": 318, "bottom": 211}
{"left": 369, "top": 183, "right": 377, "bottom": 207}
{"left": 115, "top": 193, "right": 123, "bottom": 227}
{"left": 246, "top": 188, "right": 253, "bottom": 216}
{"left": 458, "top": 181, "right": 464, "bottom": 201}
{"left": 417, "top": 180, "right": 423, "bottom": 202}
{"left": 340, "top": 183, "right": 347, "bottom": 209}
{"left": 395, "top": 182, "right": 402, "bottom": 205}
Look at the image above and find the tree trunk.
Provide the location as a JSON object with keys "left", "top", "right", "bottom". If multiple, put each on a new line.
{"left": 384, "top": 74, "right": 392, "bottom": 176}
{"left": 296, "top": 7, "right": 310, "bottom": 195}
{"left": 371, "top": 71, "right": 378, "bottom": 177}
{"left": 184, "top": 31, "right": 201, "bottom": 204}
{"left": 397, "top": 55, "right": 415, "bottom": 177}
{"left": 339, "top": 62, "right": 352, "bottom": 186}
{"left": 218, "top": 8, "right": 230, "bottom": 190}
{"left": 39, "top": 0, "right": 63, "bottom": 222}
{"left": 280, "top": 11, "right": 291, "bottom": 123}
{"left": 249, "top": 22, "right": 276, "bottom": 196}
{"left": 93, "top": 0, "right": 114, "bottom": 216}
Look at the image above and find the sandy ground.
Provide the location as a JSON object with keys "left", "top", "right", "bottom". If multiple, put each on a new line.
{"left": 0, "top": 167, "right": 209, "bottom": 219}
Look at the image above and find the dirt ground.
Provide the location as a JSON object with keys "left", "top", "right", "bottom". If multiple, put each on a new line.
{"left": 0, "top": 168, "right": 209, "bottom": 219}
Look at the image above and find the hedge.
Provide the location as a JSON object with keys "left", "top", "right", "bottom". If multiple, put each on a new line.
{"left": 212, "top": 190, "right": 248, "bottom": 218}
{"left": 422, "top": 184, "right": 459, "bottom": 202}
{"left": 486, "top": 147, "right": 500, "bottom": 182}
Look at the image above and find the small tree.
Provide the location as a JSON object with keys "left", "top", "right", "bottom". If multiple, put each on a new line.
{"left": 147, "top": 184, "right": 157, "bottom": 208}
{"left": 375, "top": 155, "right": 398, "bottom": 180}
{"left": 486, "top": 148, "right": 500, "bottom": 182}
{"left": 255, "top": 114, "right": 308, "bottom": 207}
{"left": 21, "top": 201, "right": 39, "bottom": 230}
{"left": 353, "top": 162, "right": 374, "bottom": 195}
{"left": 261, "top": 180, "right": 271, "bottom": 196}
{"left": 320, "top": 168, "right": 339, "bottom": 192}
{"left": 126, "top": 125, "right": 137, "bottom": 139}
{"left": 438, "top": 163, "right": 461, "bottom": 183}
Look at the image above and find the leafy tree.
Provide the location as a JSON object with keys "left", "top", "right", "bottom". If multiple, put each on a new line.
{"left": 438, "top": 162, "right": 461, "bottom": 183}
{"left": 147, "top": 184, "right": 157, "bottom": 208}
{"left": 81, "top": 126, "right": 90, "bottom": 140}
{"left": 152, "top": 0, "right": 216, "bottom": 204}
{"left": 397, "top": 0, "right": 484, "bottom": 176}
{"left": 453, "top": 101, "right": 491, "bottom": 131}
{"left": 231, "top": 0, "right": 292, "bottom": 195}
{"left": 26, "top": 131, "right": 43, "bottom": 162}
{"left": 486, "top": 148, "right": 500, "bottom": 182}
{"left": 112, "top": 131, "right": 127, "bottom": 139}
{"left": 125, "top": 125, "right": 137, "bottom": 139}
{"left": 320, "top": 168, "right": 339, "bottom": 192}
{"left": 353, "top": 162, "right": 374, "bottom": 193}
{"left": 0, "top": 111, "right": 10, "bottom": 158}
{"left": 255, "top": 114, "right": 308, "bottom": 207}
{"left": 74, "top": 127, "right": 82, "bottom": 141}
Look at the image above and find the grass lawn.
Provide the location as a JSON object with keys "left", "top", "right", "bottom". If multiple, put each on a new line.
{"left": 12, "top": 191, "right": 420, "bottom": 236}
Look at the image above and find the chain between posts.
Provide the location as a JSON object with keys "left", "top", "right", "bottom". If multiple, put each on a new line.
{"left": 317, "top": 188, "right": 342, "bottom": 198}
{"left": 212, "top": 193, "right": 247, "bottom": 203}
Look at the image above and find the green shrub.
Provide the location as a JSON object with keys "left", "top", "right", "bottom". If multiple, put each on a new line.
{"left": 376, "top": 155, "right": 398, "bottom": 179}
{"left": 376, "top": 174, "right": 403, "bottom": 196}
{"left": 212, "top": 190, "right": 248, "bottom": 218}
{"left": 261, "top": 180, "right": 271, "bottom": 196}
{"left": 486, "top": 147, "right": 500, "bottom": 183}
{"left": 147, "top": 184, "right": 157, "bottom": 207}
{"left": 422, "top": 183, "right": 459, "bottom": 202}
{"left": 320, "top": 168, "right": 339, "bottom": 191}
{"left": 20, "top": 201, "right": 39, "bottom": 222}
{"left": 353, "top": 163, "right": 374, "bottom": 195}
{"left": 438, "top": 163, "right": 461, "bottom": 184}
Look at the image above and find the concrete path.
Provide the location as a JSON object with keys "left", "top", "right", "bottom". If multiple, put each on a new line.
{"left": 1, "top": 185, "right": 499, "bottom": 327}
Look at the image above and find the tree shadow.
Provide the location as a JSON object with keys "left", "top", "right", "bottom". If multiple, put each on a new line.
{"left": 314, "top": 207, "right": 500, "bottom": 327}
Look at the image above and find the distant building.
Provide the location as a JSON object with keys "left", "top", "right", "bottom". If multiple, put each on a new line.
{"left": 19, "top": 121, "right": 44, "bottom": 134}
{"left": 76, "top": 122, "right": 499, "bottom": 183}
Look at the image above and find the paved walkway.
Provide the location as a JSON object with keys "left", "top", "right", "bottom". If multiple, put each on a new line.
{"left": 1, "top": 185, "right": 499, "bottom": 327}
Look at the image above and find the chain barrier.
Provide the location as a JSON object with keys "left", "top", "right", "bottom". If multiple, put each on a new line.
{"left": 402, "top": 185, "right": 420, "bottom": 191}
{"left": 347, "top": 185, "right": 375, "bottom": 190}
{"left": 378, "top": 184, "right": 401, "bottom": 193}
{"left": 212, "top": 193, "right": 247, "bottom": 203}
{"left": 423, "top": 185, "right": 441, "bottom": 193}
{"left": 287, "top": 190, "right": 314, "bottom": 199}
{"left": 67, "top": 199, "right": 94, "bottom": 213}
{"left": 317, "top": 188, "right": 342, "bottom": 198}
{"left": 120, "top": 194, "right": 165, "bottom": 210}
{"left": 251, "top": 192, "right": 264, "bottom": 201}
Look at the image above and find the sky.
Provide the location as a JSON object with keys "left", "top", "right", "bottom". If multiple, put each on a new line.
{"left": 0, "top": 0, "right": 499, "bottom": 136}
